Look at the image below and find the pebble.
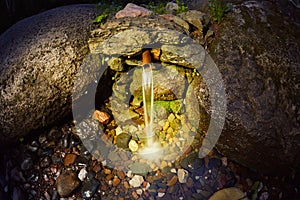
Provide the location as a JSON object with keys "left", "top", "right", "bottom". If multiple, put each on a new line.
{"left": 81, "top": 178, "right": 100, "bottom": 199}
{"left": 64, "top": 153, "right": 77, "bottom": 166}
{"left": 112, "top": 177, "right": 121, "bottom": 187}
{"left": 115, "top": 126, "right": 123, "bottom": 136}
{"left": 117, "top": 170, "right": 126, "bottom": 180}
{"left": 129, "top": 175, "right": 144, "bottom": 188}
{"left": 124, "top": 181, "right": 130, "bottom": 189}
{"left": 136, "top": 188, "right": 143, "bottom": 195}
{"left": 129, "top": 140, "right": 139, "bottom": 152}
{"left": 168, "top": 113, "right": 176, "bottom": 122}
{"left": 167, "top": 175, "right": 178, "bottom": 186}
{"left": 126, "top": 170, "right": 133, "bottom": 178}
{"left": 116, "top": 133, "right": 132, "bottom": 149}
{"left": 177, "top": 169, "right": 189, "bottom": 183}
{"left": 21, "top": 157, "right": 34, "bottom": 171}
{"left": 186, "top": 177, "right": 194, "bottom": 188}
{"left": 78, "top": 168, "right": 88, "bottom": 181}
{"left": 92, "top": 164, "right": 101, "bottom": 173}
{"left": 132, "top": 190, "right": 139, "bottom": 199}
{"left": 93, "top": 110, "right": 110, "bottom": 124}
{"left": 157, "top": 192, "right": 165, "bottom": 198}
{"left": 221, "top": 157, "right": 228, "bottom": 167}
{"left": 116, "top": 3, "right": 152, "bottom": 19}
{"left": 40, "top": 156, "right": 51, "bottom": 168}
{"left": 103, "top": 168, "right": 112, "bottom": 175}
{"left": 160, "top": 160, "right": 168, "bottom": 169}
{"left": 208, "top": 187, "right": 247, "bottom": 200}
{"left": 56, "top": 170, "right": 80, "bottom": 197}
{"left": 105, "top": 173, "right": 114, "bottom": 181}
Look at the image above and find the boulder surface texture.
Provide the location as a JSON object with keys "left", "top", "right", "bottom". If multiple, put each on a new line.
{"left": 210, "top": 1, "right": 300, "bottom": 174}
{"left": 0, "top": 4, "right": 99, "bottom": 145}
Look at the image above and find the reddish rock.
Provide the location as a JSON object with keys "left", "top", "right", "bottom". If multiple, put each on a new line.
{"left": 105, "top": 173, "right": 114, "bottom": 181}
{"left": 56, "top": 170, "right": 80, "bottom": 197}
{"left": 167, "top": 175, "right": 178, "bottom": 186}
{"left": 117, "top": 170, "right": 125, "bottom": 180}
{"left": 116, "top": 3, "right": 152, "bottom": 19}
{"left": 112, "top": 177, "right": 121, "bottom": 187}
{"left": 123, "top": 181, "right": 130, "bottom": 189}
{"left": 93, "top": 110, "right": 110, "bottom": 124}
{"left": 92, "top": 164, "right": 101, "bottom": 173}
{"left": 64, "top": 153, "right": 77, "bottom": 166}
{"left": 131, "top": 191, "right": 139, "bottom": 200}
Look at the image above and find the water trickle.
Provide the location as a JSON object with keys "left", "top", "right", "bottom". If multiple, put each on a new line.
{"left": 139, "top": 50, "right": 163, "bottom": 160}
{"left": 142, "top": 63, "right": 154, "bottom": 145}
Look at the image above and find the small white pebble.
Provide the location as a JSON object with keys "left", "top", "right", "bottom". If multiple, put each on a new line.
{"left": 157, "top": 192, "right": 165, "bottom": 198}
{"left": 78, "top": 167, "right": 88, "bottom": 181}
{"left": 136, "top": 189, "right": 143, "bottom": 195}
{"left": 126, "top": 170, "right": 133, "bottom": 178}
{"left": 101, "top": 160, "right": 107, "bottom": 166}
{"left": 170, "top": 168, "right": 177, "bottom": 173}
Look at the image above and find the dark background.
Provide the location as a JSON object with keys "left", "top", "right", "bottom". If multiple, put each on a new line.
{"left": 0, "top": 0, "right": 163, "bottom": 34}
{"left": 1, "top": 0, "right": 299, "bottom": 35}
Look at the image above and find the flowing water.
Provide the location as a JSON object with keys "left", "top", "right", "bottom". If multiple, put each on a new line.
{"left": 142, "top": 63, "right": 154, "bottom": 145}
{"left": 139, "top": 63, "right": 163, "bottom": 161}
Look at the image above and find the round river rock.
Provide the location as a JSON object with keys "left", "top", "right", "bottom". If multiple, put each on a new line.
{"left": 0, "top": 4, "right": 99, "bottom": 145}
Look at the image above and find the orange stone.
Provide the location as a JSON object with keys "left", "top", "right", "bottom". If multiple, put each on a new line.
{"left": 151, "top": 48, "right": 161, "bottom": 61}
{"left": 64, "top": 153, "right": 77, "bottom": 166}
{"left": 93, "top": 110, "right": 110, "bottom": 124}
{"left": 112, "top": 177, "right": 121, "bottom": 187}
{"left": 117, "top": 170, "right": 126, "bottom": 180}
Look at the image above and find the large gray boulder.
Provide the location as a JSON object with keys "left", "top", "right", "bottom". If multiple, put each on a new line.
{"left": 0, "top": 4, "right": 99, "bottom": 145}
{"left": 210, "top": 1, "right": 300, "bottom": 174}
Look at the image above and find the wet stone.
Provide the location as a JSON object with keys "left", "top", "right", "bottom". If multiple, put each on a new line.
{"left": 112, "top": 177, "right": 121, "bottom": 187}
{"left": 27, "top": 170, "right": 39, "bottom": 183}
{"left": 93, "top": 110, "right": 110, "bottom": 125}
{"left": 64, "top": 153, "right": 77, "bottom": 166}
{"left": 129, "top": 175, "right": 144, "bottom": 188}
{"left": 167, "top": 175, "right": 178, "bottom": 186}
{"left": 21, "top": 157, "right": 34, "bottom": 171}
{"left": 116, "top": 133, "right": 132, "bottom": 149}
{"left": 40, "top": 156, "right": 51, "bottom": 168}
{"left": 78, "top": 168, "right": 88, "bottom": 181}
{"left": 117, "top": 170, "right": 126, "bottom": 180}
{"left": 177, "top": 169, "right": 189, "bottom": 183}
{"left": 81, "top": 178, "right": 100, "bottom": 199}
{"left": 56, "top": 170, "right": 80, "bottom": 197}
{"left": 129, "top": 163, "right": 150, "bottom": 176}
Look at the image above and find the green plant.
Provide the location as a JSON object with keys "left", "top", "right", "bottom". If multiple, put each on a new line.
{"left": 154, "top": 2, "right": 167, "bottom": 14}
{"left": 175, "top": 0, "right": 188, "bottom": 14}
{"left": 209, "top": 0, "right": 232, "bottom": 23}
{"left": 142, "top": 1, "right": 167, "bottom": 15}
{"left": 93, "top": 3, "right": 122, "bottom": 24}
{"left": 92, "top": 8, "right": 109, "bottom": 24}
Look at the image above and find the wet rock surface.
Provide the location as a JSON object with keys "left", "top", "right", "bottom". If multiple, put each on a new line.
{"left": 0, "top": 120, "right": 298, "bottom": 199}
{"left": 0, "top": 4, "right": 99, "bottom": 145}
{"left": 116, "top": 3, "right": 152, "bottom": 18}
{"left": 1, "top": 1, "right": 299, "bottom": 199}
{"left": 209, "top": 0, "right": 300, "bottom": 174}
